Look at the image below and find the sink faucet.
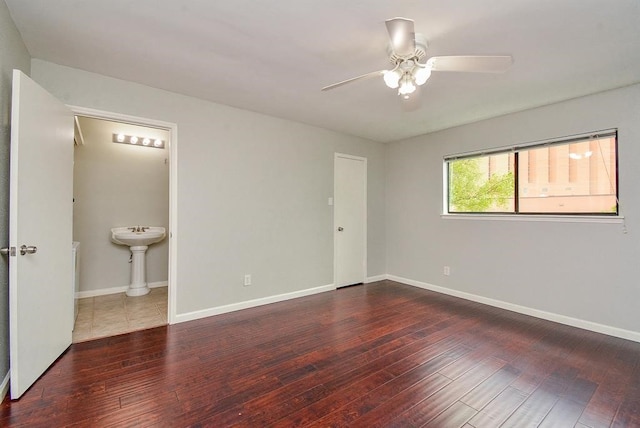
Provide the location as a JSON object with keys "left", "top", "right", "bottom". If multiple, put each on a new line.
{"left": 141, "top": 226, "right": 149, "bottom": 232}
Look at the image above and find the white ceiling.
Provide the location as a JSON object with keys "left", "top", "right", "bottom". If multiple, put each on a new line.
{"left": 5, "top": 0, "right": 640, "bottom": 143}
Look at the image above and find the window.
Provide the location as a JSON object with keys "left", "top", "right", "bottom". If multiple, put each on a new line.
{"left": 446, "top": 131, "right": 618, "bottom": 215}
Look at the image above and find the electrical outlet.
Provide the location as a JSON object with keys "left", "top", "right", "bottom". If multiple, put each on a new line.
{"left": 244, "top": 274, "right": 252, "bottom": 286}
{"left": 443, "top": 266, "right": 450, "bottom": 276}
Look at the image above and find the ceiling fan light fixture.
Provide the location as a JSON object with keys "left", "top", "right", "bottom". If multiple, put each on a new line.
{"left": 383, "top": 69, "right": 401, "bottom": 88}
{"left": 398, "top": 75, "right": 416, "bottom": 95}
{"left": 413, "top": 65, "right": 431, "bottom": 85}
{"left": 321, "top": 17, "right": 514, "bottom": 107}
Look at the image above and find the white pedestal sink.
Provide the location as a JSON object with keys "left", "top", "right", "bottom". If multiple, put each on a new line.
{"left": 111, "top": 227, "right": 166, "bottom": 297}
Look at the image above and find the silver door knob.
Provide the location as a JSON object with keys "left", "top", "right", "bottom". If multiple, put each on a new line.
{"left": 20, "top": 245, "right": 37, "bottom": 256}
{"left": 337, "top": 227, "right": 344, "bottom": 231}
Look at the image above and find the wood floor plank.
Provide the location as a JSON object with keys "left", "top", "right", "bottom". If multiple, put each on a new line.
{"left": 500, "top": 368, "right": 578, "bottom": 428}
{"left": 556, "top": 330, "right": 634, "bottom": 428}
{"left": 537, "top": 376, "right": 597, "bottom": 428}
{"left": 1, "top": 280, "right": 639, "bottom": 427}
{"left": 610, "top": 372, "right": 640, "bottom": 427}
{"left": 460, "top": 364, "right": 521, "bottom": 410}
{"left": 423, "top": 400, "right": 477, "bottom": 428}
{"left": 206, "top": 370, "right": 393, "bottom": 427}
{"left": 467, "top": 386, "right": 529, "bottom": 428}
{"left": 437, "top": 346, "right": 501, "bottom": 380}
{"left": 390, "top": 357, "right": 506, "bottom": 426}
{"left": 306, "top": 345, "right": 470, "bottom": 427}
{"left": 538, "top": 397, "right": 586, "bottom": 428}
{"left": 345, "top": 373, "right": 452, "bottom": 428}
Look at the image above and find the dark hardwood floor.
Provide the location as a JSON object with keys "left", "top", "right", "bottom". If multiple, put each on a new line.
{"left": 2, "top": 280, "right": 639, "bottom": 427}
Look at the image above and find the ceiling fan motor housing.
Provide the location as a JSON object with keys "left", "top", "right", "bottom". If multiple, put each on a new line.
{"left": 388, "top": 33, "right": 428, "bottom": 65}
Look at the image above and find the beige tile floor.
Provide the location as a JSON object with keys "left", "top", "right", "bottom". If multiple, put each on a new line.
{"left": 72, "top": 286, "right": 168, "bottom": 343}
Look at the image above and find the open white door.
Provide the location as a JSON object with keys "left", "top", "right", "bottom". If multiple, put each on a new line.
{"left": 334, "top": 153, "right": 367, "bottom": 287}
{"left": 8, "top": 70, "right": 74, "bottom": 399}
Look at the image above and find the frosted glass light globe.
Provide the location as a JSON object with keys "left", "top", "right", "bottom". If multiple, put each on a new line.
{"left": 414, "top": 66, "right": 432, "bottom": 85}
{"left": 398, "top": 78, "right": 416, "bottom": 95}
{"left": 383, "top": 70, "right": 401, "bottom": 88}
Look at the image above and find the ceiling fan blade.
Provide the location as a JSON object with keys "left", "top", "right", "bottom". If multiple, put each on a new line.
{"left": 321, "top": 69, "right": 387, "bottom": 91}
{"left": 427, "top": 56, "right": 513, "bottom": 73}
{"left": 385, "top": 18, "right": 416, "bottom": 57}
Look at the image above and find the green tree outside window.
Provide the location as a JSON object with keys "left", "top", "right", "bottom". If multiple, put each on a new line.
{"left": 449, "top": 158, "right": 514, "bottom": 212}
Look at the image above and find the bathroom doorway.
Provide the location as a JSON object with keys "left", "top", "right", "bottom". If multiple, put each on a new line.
{"left": 71, "top": 113, "right": 175, "bottom": 342}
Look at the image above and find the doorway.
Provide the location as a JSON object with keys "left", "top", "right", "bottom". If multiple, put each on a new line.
{"left": 334, "top": 153, "right": 367, "bottom": 288}
{"left": 71, "top": 108, "right": 177, "bottom": 342}
{"left": 7, "top": 71, "right": 178, "bottom": 398}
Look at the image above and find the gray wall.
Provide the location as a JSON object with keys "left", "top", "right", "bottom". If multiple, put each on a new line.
{"left": 386, "top": 83, "right": 640, "bottom": 335}
{"left": 31, "top": 59, "right": 387, "bottom": 315}
{"left": 0, "top": 0, "right": 30, "bottom": 390}
{"left": 73, "top": 117, "right": 169, "bottom": 293}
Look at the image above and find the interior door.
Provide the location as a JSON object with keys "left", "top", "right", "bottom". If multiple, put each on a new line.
{"left": 334, "top": 153, "right": 366, "bottom": 287}
{"left": 8, "top": 70, "right": 74, "bottom": 399}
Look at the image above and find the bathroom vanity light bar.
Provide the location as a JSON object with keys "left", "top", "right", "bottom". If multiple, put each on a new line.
{"left": 112, "top": 133, "right": 165, "bottom": 149}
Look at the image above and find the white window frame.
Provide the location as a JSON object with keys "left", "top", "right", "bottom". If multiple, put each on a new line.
{"left": 442, "top": 129, "right": 624, "bottom": 224}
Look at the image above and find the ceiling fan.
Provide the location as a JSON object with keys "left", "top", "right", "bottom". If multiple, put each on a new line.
{"left": 322, "top": 18, "right": 513, "bottom": 100}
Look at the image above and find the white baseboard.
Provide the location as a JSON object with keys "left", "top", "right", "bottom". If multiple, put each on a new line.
{"left": 174, "top": 283, "right": 335, "bottom": 324}
{"left": 0, "top": 370, "right": 9, "bottom": 402}
{"left": 75, "top": 281, "right": 167, "bottom": 299}
{"left": 365, "top": 275, "right": 387, "bottom": 283}
{"left": 387, "top": 274, "right": 640, "bottom": 344}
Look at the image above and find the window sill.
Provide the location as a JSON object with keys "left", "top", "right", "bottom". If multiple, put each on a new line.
{"left": 440, "top": 213, "right": 625, "bottom": 224}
